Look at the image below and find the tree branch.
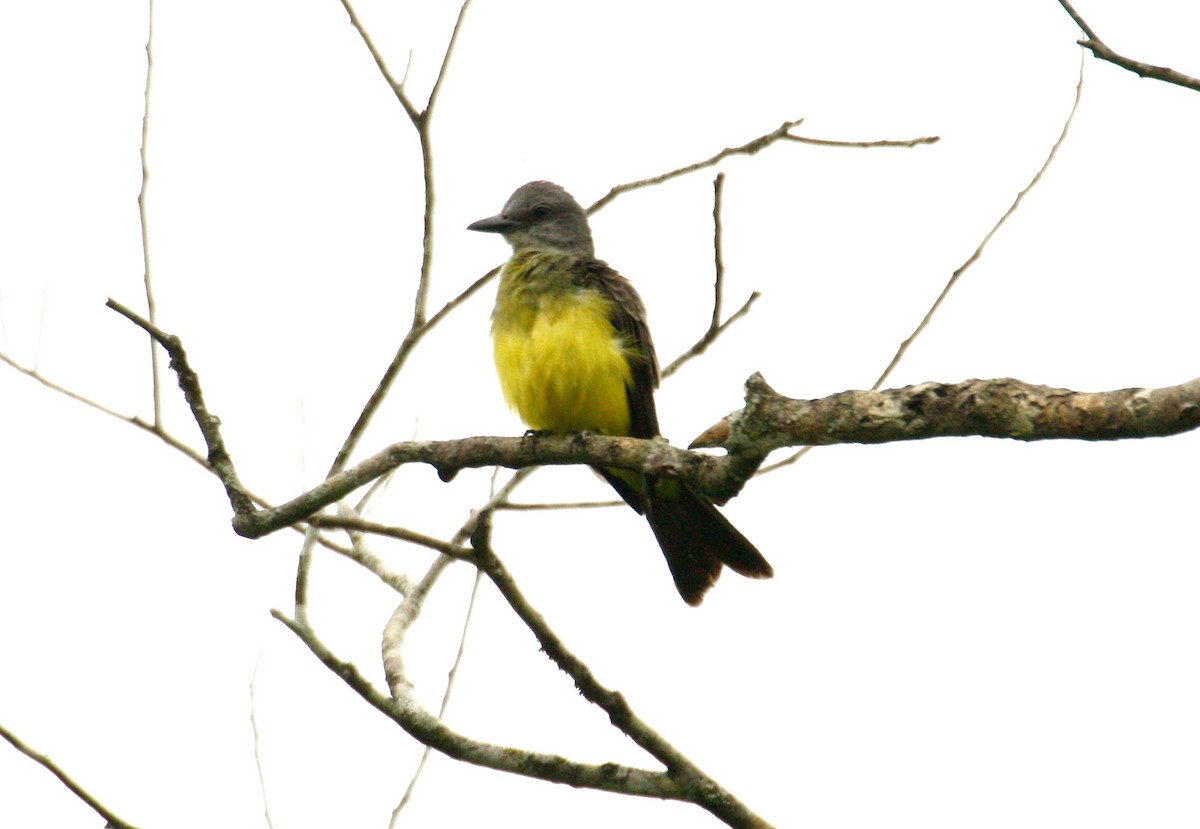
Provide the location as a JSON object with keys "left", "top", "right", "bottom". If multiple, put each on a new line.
{"left": 470, "top": 526, "right": 772, "bottom": 828}
{"left": 661, "top": 173, "right": 761, "bottom": 380}
{"left": 1056, "top": 0, "right": 1200, "bottom": 92}
{"left": 272, "top": 611, "right": 688, "bottom": 801}
{"left": 873, "top": 48, "right": 1085, "bottom": 391}
{"left": 105, "top": 298, "right": 255, "bottom": 516}
{"left": 695, "top": 374, "right": 1200, "bottom": 455}
{"left": 115, "top": 301, "right": 1200, "bottom": 538}
{"left": 0, "top": 723, "right": 143, "bottom": 829}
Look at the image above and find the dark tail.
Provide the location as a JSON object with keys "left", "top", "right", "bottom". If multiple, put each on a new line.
{"left": 598, "top": 466, "right": 773, "bottom": 605}
{"left": 644, "top": 482, "right": 773, "bottom": 605}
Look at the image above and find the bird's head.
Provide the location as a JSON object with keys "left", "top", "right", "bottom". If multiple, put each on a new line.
{"left": 467, "top": 180, "right": 595, "bottom": 257}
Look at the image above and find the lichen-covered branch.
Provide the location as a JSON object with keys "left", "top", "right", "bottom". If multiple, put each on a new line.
{"left": 113, "top": 300, "right": 1200, "bottom": 550}
{"left": 699, "top": 374, "right": 1200, "bottom": 456}
{"left": 233, "top": 433, "right": 749, "bottom": 539}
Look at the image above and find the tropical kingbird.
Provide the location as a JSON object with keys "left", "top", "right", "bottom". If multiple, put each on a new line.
{"left": 469, "top": 181, "right": 772, "bottom": 605}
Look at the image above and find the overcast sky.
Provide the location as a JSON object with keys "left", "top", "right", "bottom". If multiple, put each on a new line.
{"left": 2, "top": 2, "right": 1199, "bottom": 827}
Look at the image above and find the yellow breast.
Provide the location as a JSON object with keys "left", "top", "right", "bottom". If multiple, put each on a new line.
{"left": 491, "top": 253, "right": 633, "bottom": 436}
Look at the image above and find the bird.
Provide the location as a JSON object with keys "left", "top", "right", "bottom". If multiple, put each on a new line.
{"left": 469, "top": 180, "right": 772, "bottom": 605}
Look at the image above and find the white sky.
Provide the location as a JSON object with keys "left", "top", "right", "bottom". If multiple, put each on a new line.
{"left": 2, "top": 1, "right": 1199, "bottom": 827}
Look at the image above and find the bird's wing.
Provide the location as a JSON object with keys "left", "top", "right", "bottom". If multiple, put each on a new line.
{"left": 581, "top": 258, "right": 661, "bottom": 439}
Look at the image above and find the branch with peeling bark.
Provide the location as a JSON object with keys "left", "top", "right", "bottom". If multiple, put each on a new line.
{"left": 694, "top": 374, "right": 1200, "bottom": 457}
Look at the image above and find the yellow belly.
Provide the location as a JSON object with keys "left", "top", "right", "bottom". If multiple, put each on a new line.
{"left": 492, "top": 285, "right": 633, "bottom": 437}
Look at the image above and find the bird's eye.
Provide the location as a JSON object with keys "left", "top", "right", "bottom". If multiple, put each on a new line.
{"left": 531, "top": 204, "right": 551, "bottom": 219}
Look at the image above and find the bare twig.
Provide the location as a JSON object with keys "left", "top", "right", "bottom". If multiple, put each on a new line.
{"left": 426, "top": 0, "right": 473, "bottom": 126}
{"left": 380, "top": 555, "right": 456, "bottom": 697}
{"left": 387, "top": 467, "right": 531, "bottom": 820}
{"left": 336, "top": 0, "right": 420, "bottom": 122}
{"left": 709, "top": 173, "right": 726, "bottom": 332}
{"left": 1057, "top": 0, "right": 1200, "bottom": 92}
{"left": 501, "top": 498, "right": 622, "bottom": 511}
{"left": 408, "top": 1, "right": 474, "bottom": 329}
{"left": 307, "top": 514, "right": 471, "bottom": 560}
{"left": 0, "top": 348, "right": 381, "bottom": 570}
{"left": 106, "top": 298, "right": 255, "bottom": 516}
{"left": 660, "top": 173, "right": 766, "bottom": 379}
{"left": 783, "top": 133, "right": 940, "bottom": 150}
{"left": 337, "top": 501, "right": 415, "bottom": 594}
{"left": 588, "top": 120, "right": 939, "bottom": 214}
{"left": 662, "top": 293, "right": 760, "bottom": 380}
{"left": 325, "top": 266, "right": 497, "bottom": 477}
{"left": 470, "top": 532, "right": 771, "bottom": 828}
{"left": 275, "top": 611, "right": 686, "bottom": 800}
{"left": 587, "top": 118, "right": 805, "bottom": 214}
{"left": 0, "top": 723, "right": 143, "bottom": 829}
{"left": 138, "top": 0, "right": 161, "bottom": 429}
{"left": 249, "top": 655, "right": 277, "bottom": 829}
{"left": 872, "top": 49, "right": 1086, "bottom": 391}
{"left": 389, "top": 568, "right": 484, "bottom": 825}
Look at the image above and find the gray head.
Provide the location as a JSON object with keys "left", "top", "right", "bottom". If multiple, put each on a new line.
{"left": 467, "top": 181, "right": 595, "bottom": 257}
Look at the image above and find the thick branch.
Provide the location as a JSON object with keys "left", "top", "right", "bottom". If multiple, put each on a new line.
{"left": 118, "top": 301, "right": 1200, "bottom": 539}
{"left": 234, "top": 433, "right": 749, "bottom": 539}
{"left": 697, "top": 374, "right": 1200, "bottom": 455}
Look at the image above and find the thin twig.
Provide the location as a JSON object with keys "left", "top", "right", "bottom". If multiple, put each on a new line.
{"left": 275, "top": 611, "right": 687, "bottom": 800}
{"left": 249, "top": 654, "right": 277, "bottom": 829}
{"left": 307, "top": 515, "right": 471, "bottom": 559}
{"left": 0, "top": 723, "right": 143, "bottom": 829}
{"left": 325, "top": 266, "right": 497, "bottom": 477}
{"left": 783, "top": 133, "right": 940, "bottom": 150}
{"left": 588, "top": 121, "right": 939, "bottom": 215}
{"left": 709, "top": 173, "right": 726, "bottom": 332}
{"left": 383, "top": 467, "right": 534, "bottom": 818}
{"left": 426, "top": 0, "right": 472, "bottom": 122}
{"left": 587, "top": 118, "right": 805, "bottom": 214}
{"left": 755, "top": 444, "right": 814, "bottom": 475}
{"left": 389, "top": 568, "right": 484, "bottom": 825}
{"left": 336, "top": 0, "right": 419, "bottom": 123}
{"left": 338, "top": 505, "right": 415, "bottom": 595}
{"left": 1057, "top": 0, "right": 1200, "bottom": 92}
{"left": 755, "top": 57, "right": 1085, "bottom": 476}
{"left": 409, "top": 0, "right": 474, "bottom": 329}
{"left": 293, "top": 525, "right": 319, "bottom": 627}
{"left": 0, "top": 346, "right": 379, "bottom": 572}
{"left": 106, "top": 298, "right": 255, "bottom": 516}
{"left": 872, "top": 48, "right": 1086, "bottom": 391}
{"left": 138, "top": 0, "right": 161, "bottom": 430}
{"left": 501, "top": 498, "right": 622, "bottom": 510}
{"left": 661, "top": 292, "right": 760, "bottom": 379}
{"left": 470, "top": 535, "right": 771, "bottom": 828}
{"left": 660, "top": 173, "right": 764, "bottom": 379}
